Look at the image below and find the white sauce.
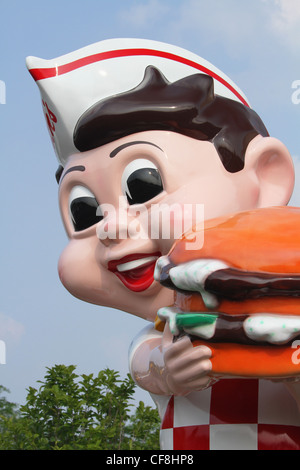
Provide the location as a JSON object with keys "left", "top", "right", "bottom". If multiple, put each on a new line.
{"left": 243, "top": 314, "right": 300, "bottom": 345}
{"left": 156, "top": 257, "right": 300, "bottom": 346}
{"left": 168, "top": 259, "right": 228, "bottom": 309}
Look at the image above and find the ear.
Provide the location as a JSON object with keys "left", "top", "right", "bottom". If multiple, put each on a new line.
{"left": 244, "top": 135, "right": 295, "bottom": 207}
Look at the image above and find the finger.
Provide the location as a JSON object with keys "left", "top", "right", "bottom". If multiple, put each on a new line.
{"left": 163, "top": 334, "right": 193, "bottom": 361}
{"left": 185, "top": 359, "right": 213, "bottom": 379}
{"left": 164, "top": 337, "right": 212, "bottom": 365}
{"left": 165, "top": 344, "right": 212, "bottom": 373}
{"left": 192, "top": 344, "right": 212, "bottom": 359}
{"left": 167, "top": 355, "right": 212, "bottom": 379}
{"left": 166, "top": 364, "right": 214, "bottom": 395}
{"left": 162, "top": 322, "right": 186, "bottom": 350}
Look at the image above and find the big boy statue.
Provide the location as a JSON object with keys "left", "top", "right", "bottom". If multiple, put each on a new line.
{"left": 27, "top": 38, "right": 300, "bottom": 449}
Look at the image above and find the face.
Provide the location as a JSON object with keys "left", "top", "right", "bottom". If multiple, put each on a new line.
{"left": 58, "top": 130, "right": 261, "bottom": 321}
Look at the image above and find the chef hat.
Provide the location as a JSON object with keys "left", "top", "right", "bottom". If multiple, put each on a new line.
{"left": 26, "top": 38, "right": 250, "bottom": 167}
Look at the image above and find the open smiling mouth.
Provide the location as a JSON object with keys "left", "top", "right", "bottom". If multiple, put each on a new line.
{"left": 108, "top": 252, "right": 161, "bottom": 292}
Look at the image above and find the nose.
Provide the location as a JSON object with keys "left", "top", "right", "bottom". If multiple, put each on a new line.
{"left": 97, "top": 201, "right": 149, "bottom": 246}
{"left": 96, "top": 208, "right": 129, "bottom": 247}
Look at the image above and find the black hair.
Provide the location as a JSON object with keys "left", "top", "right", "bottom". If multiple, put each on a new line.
{"left": 56, "top": 66, "right": 269, "bottom": 182}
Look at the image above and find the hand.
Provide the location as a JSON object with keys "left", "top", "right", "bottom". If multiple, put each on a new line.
{"left": 162, "top": 323, "right": 215, "bottom": 396}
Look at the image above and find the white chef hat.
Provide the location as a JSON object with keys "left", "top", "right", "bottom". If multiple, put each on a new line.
{"left": 26, "top": 38, "right": 250, "bottom": 167}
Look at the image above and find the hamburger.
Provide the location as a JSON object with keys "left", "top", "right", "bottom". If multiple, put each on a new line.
{"left": 154, "top": 206, "right": 300, "bottom": 379}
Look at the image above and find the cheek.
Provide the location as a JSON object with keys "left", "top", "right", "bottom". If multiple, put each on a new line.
{"left": 153, "top": 171, "right": 260, "bottom": 248}
{"left": 240, "top": 173, "right": 260, "bottom": 208}
{"left": 184, "top": 171, "right": 260, "bottom": 219}
{"left": 58, "top": 240, "right": 102, "bottom": 301}
{"left": 215, "top": 172, "right": 260, "bottom": 214}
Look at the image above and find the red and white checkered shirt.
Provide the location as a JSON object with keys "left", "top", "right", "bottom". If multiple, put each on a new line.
{"left": 151, "top": 379, "right": 300, "bottom": 450}
{"left": 129, "top": 325, "right": 300, "bottom": 450}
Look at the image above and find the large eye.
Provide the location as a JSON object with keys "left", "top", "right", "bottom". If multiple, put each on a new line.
{"left": 69, "top": 186, "right": 102, "bottom": 232}
{"left": 121, "top": 159, "right": 163, "bottom": 205}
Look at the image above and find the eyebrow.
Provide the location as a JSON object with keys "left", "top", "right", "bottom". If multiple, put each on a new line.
{"left": 109, "top": 141, "right": 164, "bottom": 158}
{"left": 60, "top": 165, "right": 86, "bottom": 182}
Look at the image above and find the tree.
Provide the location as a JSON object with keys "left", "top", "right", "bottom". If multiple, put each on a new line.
{"left": 0, "top": 385, "right": 19, "bottom": 435}
{"left": 0, "top": 365, "right": 160, "bottom": 450}
{"left": 0, "top": 385, "right": 19, "bottom": 420}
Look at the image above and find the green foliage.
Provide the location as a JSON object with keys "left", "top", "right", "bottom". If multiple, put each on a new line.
{"left": 0, "top": 365, "right": 160, "bottom": 450}
{"left": 0, "top": 385, "right": 19, "bottom": 420}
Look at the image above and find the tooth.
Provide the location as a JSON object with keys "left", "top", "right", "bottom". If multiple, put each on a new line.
{"left": 117, "top": 256, "right": 157, "bottom": 272}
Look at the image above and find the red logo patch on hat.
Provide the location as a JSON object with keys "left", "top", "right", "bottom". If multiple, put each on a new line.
{"left": 43, "top": 100, "right": 57, "bottom": 139}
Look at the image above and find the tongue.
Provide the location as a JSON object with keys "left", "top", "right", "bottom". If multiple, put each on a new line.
{"left": 121, "top": 261, "right": 155, "bottom": 280}
{"left": 115, "top": 260, "right": 156, "bottom": 292}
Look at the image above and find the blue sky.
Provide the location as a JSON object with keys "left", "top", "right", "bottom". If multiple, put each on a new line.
{"left": 1, "top": 0, "right": 300, "bottom": 408}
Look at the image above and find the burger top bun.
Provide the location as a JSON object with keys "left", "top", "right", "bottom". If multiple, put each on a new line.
{"left": 169, "top": 206, "right": 300, "bottom": 274}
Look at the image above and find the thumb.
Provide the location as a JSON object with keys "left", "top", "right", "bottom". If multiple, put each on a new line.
{"left": 162, "top": 322, "right": 175, "bottom": 350}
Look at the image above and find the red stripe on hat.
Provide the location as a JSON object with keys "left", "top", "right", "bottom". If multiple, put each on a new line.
{"left": 28, "top": 48, "right": 249, "bottom": 107}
